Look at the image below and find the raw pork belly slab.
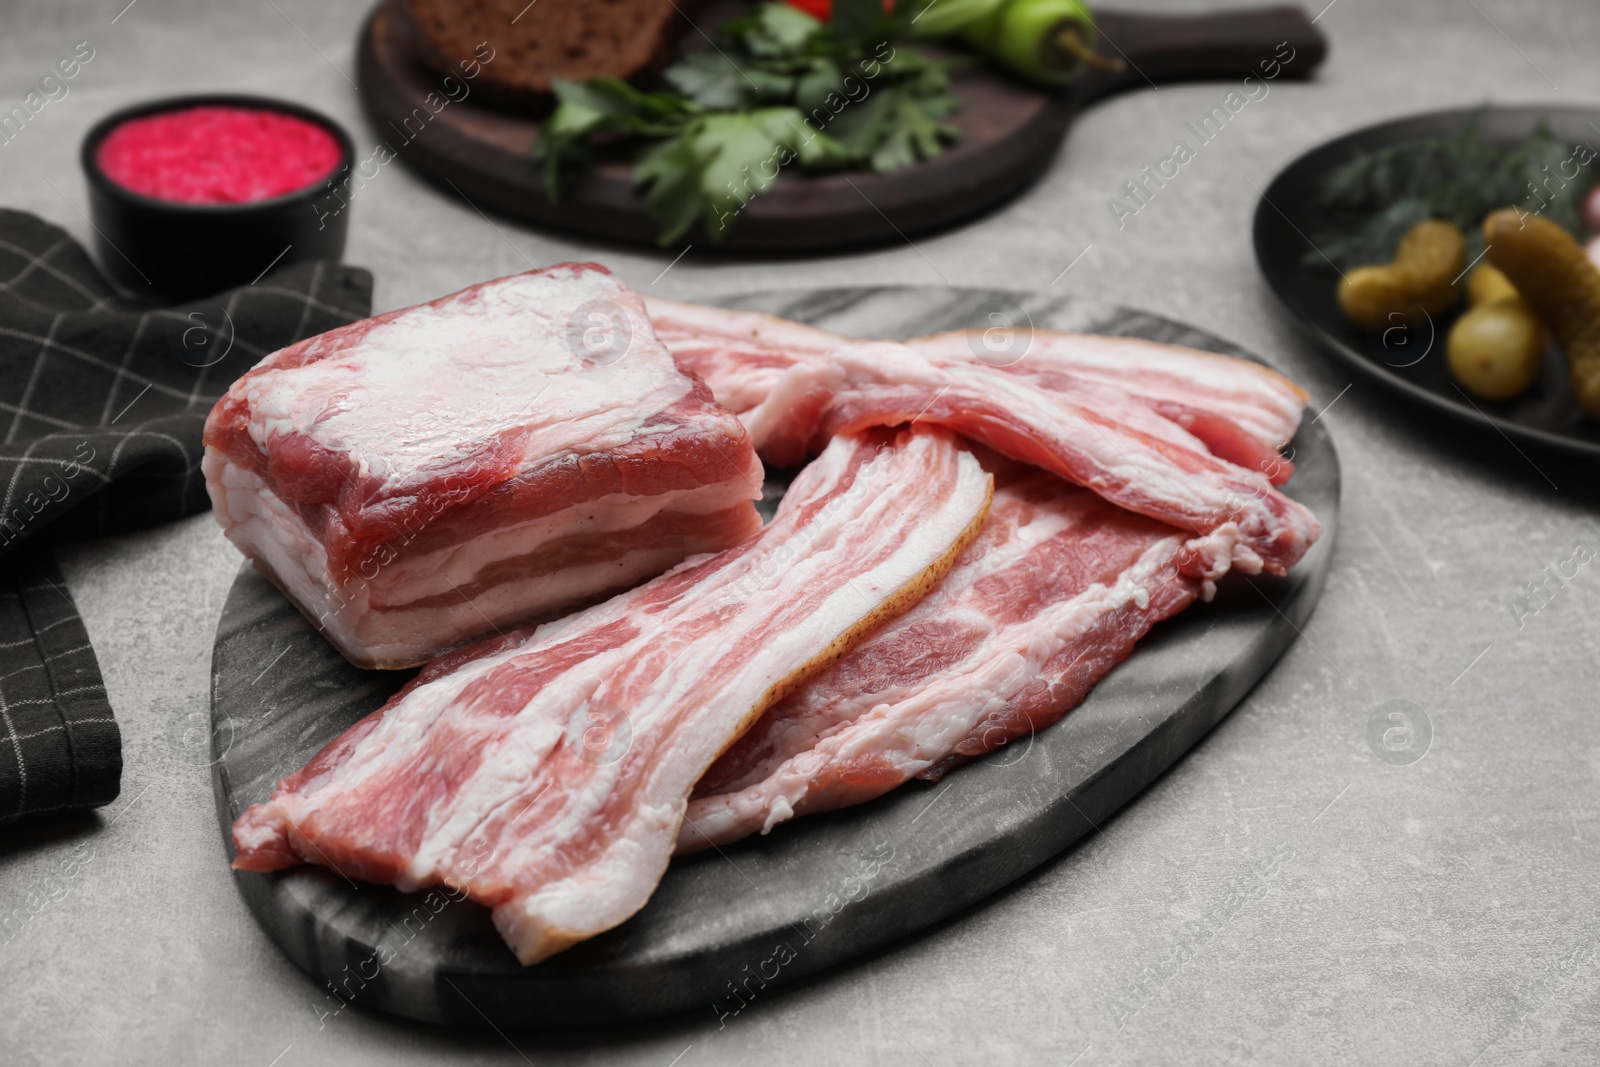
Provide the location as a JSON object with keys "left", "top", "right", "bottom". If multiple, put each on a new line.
{"left": 743, "top": 341, "right": 1321, "bottom": 577}
{"left": 203, "top": 264, "right": 764, "bottom": 669}
{"left": 231, "top": 427, "right": 993, "bottom": 964}
{"left": 680, "top": 468, "right": 1202, "bottom": 851}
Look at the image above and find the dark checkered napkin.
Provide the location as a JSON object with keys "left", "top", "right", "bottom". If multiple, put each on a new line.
{"left": 0, "top": 208, "right": 373, "bottom": 825}
{"left": 0, "top": 550, "right": 120, "bottom": 823}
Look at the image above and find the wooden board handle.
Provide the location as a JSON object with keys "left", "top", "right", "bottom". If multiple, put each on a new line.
{"left": 1081, "top": 7, "right": 1327, "bottom": 102}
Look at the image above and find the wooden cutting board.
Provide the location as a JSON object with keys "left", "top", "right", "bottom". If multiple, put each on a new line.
{"left": 208, "top": 287, "right": 1340, "bottom": 1029}
{"left": 354, "top": 2, "right": 1326, "bottom": 251}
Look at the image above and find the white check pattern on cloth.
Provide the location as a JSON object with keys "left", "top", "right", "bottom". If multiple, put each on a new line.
{"left": 0, "top": 208, "right": 373, "bottom": 824}
{"left": 0, "top": 552, "right": 121, "bottom": 824}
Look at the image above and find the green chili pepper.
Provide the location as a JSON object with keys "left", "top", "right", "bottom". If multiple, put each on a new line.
{"left": 911, "top": 0, "right": 1120, "bottom": 86}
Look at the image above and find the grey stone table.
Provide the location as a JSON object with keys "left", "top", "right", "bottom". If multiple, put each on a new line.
{"left": 2, "top": 0, "right": 1597, "bottom": 1064}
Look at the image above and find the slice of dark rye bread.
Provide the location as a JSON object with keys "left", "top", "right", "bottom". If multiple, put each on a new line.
{"left": 403, "top": 0, "right": 709, "bottom": 111}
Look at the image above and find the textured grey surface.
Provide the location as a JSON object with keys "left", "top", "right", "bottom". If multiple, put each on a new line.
{"left": 1, "top": 0, "right": 1598, "bottom": 1064}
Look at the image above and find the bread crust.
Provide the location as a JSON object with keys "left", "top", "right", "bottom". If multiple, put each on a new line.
{"left": 401, "top": 0, "right": 711, "bottom": 114}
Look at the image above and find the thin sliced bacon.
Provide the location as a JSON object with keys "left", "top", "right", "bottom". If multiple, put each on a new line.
{"left": 645, "top": 295, "right": 849, "bottom": 417}
{"left": 680, "top": 468, "right": 1201, "bottom": 851}
{"left": 906, "top": 329, "right": 1308, "bottom": 485}
{"left": 647, "top": 299, "right": 1307, "bottom": 483}
{"left": 231, "top": 427, "right": 993, "bottom": 964}
{"left": 743, "top": 341, "right": 1320, "bottom": 577}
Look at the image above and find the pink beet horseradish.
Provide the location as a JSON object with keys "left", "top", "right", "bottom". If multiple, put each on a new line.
{"left": 95, "top": 105, "right": 342, "bottom": 205}
{"left": 81, "top": 94, "right": 353, "bottom": 296}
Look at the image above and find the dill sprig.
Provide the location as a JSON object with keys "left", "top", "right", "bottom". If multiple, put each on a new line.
{"left": 1307, "top": 120, "right": 1594, "bottom": 269}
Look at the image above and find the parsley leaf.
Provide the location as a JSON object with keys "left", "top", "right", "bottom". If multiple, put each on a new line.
{"left": 535, "top": 2, "right": 960, "bottom": 244}
{"left": 636, "top": 109, "right": 849, "bottom": 243}
{"left": 538, "top": 78, "right": 700, "bottom": 200}
{"left": 827, "top": 56, "right": 957, "bottom": 171}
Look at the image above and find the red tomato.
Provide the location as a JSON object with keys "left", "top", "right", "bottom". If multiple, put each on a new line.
{"left": 786, "top": 0, "right": 834, "bottom": 16}
{"left": 783, "top": 0, "right": 893, "bottom": 20}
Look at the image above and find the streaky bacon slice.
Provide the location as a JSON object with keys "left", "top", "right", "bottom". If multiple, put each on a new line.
{"left": 231, "top": 427, "right": 994, "bottom": 964}
{"left": 646, "top": 299, "right": 1308, "bottom": 483}
{"left": 742, "top": 341, "right": 1320, "bottom": 577}
{"left": 645, "top": 295, "right": 849, "bottom": 417}
{"left": 679, "top": 466, "right": 1202, "bottom": 852}
{"left": 906, "top": 329, "right": 1309, "bottom": 485}
{"left": 204, "top": 264, "right": 764, "bottom": 669}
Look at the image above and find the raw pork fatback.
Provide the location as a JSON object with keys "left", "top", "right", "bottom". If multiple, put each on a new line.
{"left": 231, "top": 427, "right": 994, "bottom": 963}
{"left": 203, "top": 264, "right": 765, "bottom": 669}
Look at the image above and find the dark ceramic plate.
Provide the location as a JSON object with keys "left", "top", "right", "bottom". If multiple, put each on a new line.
{"left": 210, "top": 287, "right": 1340, "bottom": 1030}
{"left": 1253, "top": 104, "right": 1600, "bottom": 463}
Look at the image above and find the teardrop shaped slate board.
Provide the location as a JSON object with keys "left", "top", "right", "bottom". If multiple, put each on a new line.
{"left": 210, "top": 288, "right": 1339, "bottom": 1030}
{"left": 354, "top": 0, "right": 1325, "bottom": 251}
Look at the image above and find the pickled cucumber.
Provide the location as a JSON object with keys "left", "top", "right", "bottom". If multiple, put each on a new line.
{"left": 1337, "top": 220, "right": 1466, "bottom": 330}
{"left": 1484, "top": 209, "right": 1600, "bottom": 418}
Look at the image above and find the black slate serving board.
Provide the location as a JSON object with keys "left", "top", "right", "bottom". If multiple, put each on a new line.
{"left": 209, "top": 287, "right": 1340, "bottom": 1029}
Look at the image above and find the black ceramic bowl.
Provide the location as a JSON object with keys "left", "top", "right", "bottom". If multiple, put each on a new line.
{"left": 81, "top": 93, "right": 355, "bottom": 300}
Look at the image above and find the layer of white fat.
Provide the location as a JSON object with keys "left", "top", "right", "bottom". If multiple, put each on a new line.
{"left": 739, "top": 340, "right": 947, "bottom": 449}
{"left": 644, "top": 296, "right": 848, "bottom": 356}
{"left": 645, "top": 302, "right": 1304, "bottom": 452}
{"left": 743, "top": 341, "right": 1304, "bottom": 571}
{"left": 242, "top": 267, "right": 693, "bottom": 497}
{"left": 745, "top": 339, "right": 1217, "bottom": 461}
{"left": 334, "top": 432, "right": 987, "bottom": 962}
{"left": 205, "top": 450, "right": 351, "bottom": 640}
{"left": 489, "top": 436, "right": 990, "bottom": 960}
{"left": 908, "top": 330, "right": 1307, "bottom": 448}
{"left": 698, "top": 482, "right": 1087, "bottom": 798}
{"left": 204, "top": 453, "right": 756, "bottom": 667}
{"left": 364, "top": 456, "right": 761, "bottom": 608}
{"left": 645, "top": 297, "right": 849, "bottom": 417}
{"left": 660, "top": 357, "right": 780, "bottom": 418}
{"left": 679, "top": 530, "right": 1193, "bottom": 849}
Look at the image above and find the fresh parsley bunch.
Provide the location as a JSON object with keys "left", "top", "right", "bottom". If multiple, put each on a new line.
{"left": 536, "top": 1, "right": 960, "bottom": 244}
